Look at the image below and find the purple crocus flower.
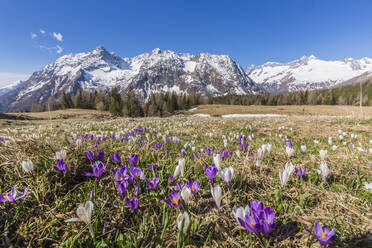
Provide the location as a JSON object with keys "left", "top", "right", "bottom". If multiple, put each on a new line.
{"left": 0, "top": 137, "right": 3, "bottom": 142}
{"left": 109, "top": 165, "right": 130, "bottom": 183}
{"left": 83, "top": 161, "right": 105, "bottom": 182}
{"left": 149, "top": 164, "right": 158, "bottom": 172}
{"left": 155, "top": 142, "right": 163, "bottom": 149}
{"left": 112, "top": 153, "right": 121, "bottom": 163}
{"left": 130, "top": 167, "right": 142, "bottom": 181}
{"left": 126, "top": 196, "right": 138, "bottom": 213}
{"left": 93, "top": 142, "right": 100, "bottom": 147}
{"left": 168, "top": 176, "right": 174, "bottom": 185}
{"left": 86, "top": 150, "right": 105, "bottom": 163}
{"left": 285, "top": 139, "right": 292, "bottom": 148}
{"left": 250, "top": 200, "right": 264, "bottom": 219}
{"left": 221, "top": 150, "right": 228, "bottom": 160}
{"left": 306, "top": 222, "right": 336, "bottom": 246}
{"left": 0, "top": 188, "right": 28, "bottom": 203}
{"left": 193, "top": 153, "right": 198, "bottom": 160}
{"left": 260, "top": 207, "right": 276, "bottom": 236}
{"left": 128, "top": 154, "right": 139, "bottom": 166}
{"left": 54, "top": 159, "right": 69, "bottom": 174}
{"left": 238, "top": 214, "right": 262, "bottom": 234}
{"left": 295, "top": 167, "right": 306, "bottom": 179}
{"left": 164, "top": 190, "right": 182, "bottom": 208}
{"left": 165, "top": 148, "right": 169, "bottom": 158}
{"left": 146, "top": 176, "right": 160, "bottom": 190}
{"left": 86, "top": 151, "right": 95, "bottom": 163}
{"left": 204, "top": 164, "right": 217, "bottom": 186}
{"left": 181, "top": 150, "right": 185, "bottom": 157}
{"left": 96, "top": 150, "right": 105, "bottom": 161}
{"left": 186, "top": 180, "right": 200, "bottom": 195}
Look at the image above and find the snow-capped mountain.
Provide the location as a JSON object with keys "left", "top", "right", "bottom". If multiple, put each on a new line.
{"left": 247, "top": 55, "right": 372, "bottom": 94}
{"left": 0, "top": 46, "right": 261, "bottom": 111}
{"left": 0, "top": 80, "right": 24, "bottom": 96}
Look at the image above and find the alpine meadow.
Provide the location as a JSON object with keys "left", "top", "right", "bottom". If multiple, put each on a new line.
{"left": 0, "top": 1, "right": 372, "bottom": 248}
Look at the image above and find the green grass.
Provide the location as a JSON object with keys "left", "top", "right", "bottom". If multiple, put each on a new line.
{"left": 0, "top": 114, "right": 371, "bottom": 247}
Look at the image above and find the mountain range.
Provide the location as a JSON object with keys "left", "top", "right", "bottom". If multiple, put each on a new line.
{"left": 1, "top": 47, "right": 371, "bottom": 112}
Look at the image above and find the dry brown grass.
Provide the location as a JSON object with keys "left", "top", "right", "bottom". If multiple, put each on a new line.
{"left": 192, "top": 104, "right": 372, "bottom": 117}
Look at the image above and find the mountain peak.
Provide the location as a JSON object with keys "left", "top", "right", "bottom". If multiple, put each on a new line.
{"left": 300, "top": 54, "right": 317, "bottom": 61}
{"left": 92, "top": 46, "right": 109, "bottom": 55}
{"left": 151, "top": 48, "right": 162, "bottom": 54}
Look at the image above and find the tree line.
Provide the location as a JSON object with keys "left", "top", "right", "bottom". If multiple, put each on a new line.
{"left": 209, "top": 80, "right": 372, "bottom": 106}
{"left": 31, "top": 88, "right": 205, "bottom": 117}
{"left": 30, "top": 79, "right": 372, "bottom": 114}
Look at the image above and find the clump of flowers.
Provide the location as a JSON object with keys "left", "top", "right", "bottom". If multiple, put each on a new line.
{"left": 236, "top": 200, "right": 276, "bottom": 237}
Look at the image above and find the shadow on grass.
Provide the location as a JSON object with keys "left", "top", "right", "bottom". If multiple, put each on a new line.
{"left": 272, "top": 220, "right": 301, "bottom": 243}
{"left": 336, "top": 232, "right": 372, "bottom": 248}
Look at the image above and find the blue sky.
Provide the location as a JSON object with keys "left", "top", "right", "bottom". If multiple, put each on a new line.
{"left": 1, "top": 0, "right": 372, "bottom": 87}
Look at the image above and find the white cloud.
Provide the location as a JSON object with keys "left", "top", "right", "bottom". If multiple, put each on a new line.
{"left": 0, "top": 72, "right": 29, "bottom": 87}
{"left": 40, "top": 45, "right": 63, "bottom": 54}
{"left": 56, "top": 45, "right": 63, "bottom": 54}
{"left": 52, "top": 32, "right": 63, "bottom": 42}
{"left": 40, "top": 29, "right": 46, "bottom": 34}
{"left": 31, "top": 33, "right": 37, "bottom": 39}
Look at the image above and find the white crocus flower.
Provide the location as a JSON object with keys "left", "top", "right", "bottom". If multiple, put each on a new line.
{"left": 266, "top": 143, "right": 272, "bottom": 154}
{"left": 173, "top": 158, "right": 185, "bottom": 178}
{"left": 21, "top": 160, "right": 34, "bottom": 175}
{"left": 235, "top": 150, "right": 241, "bottom": 159}
{"left": 56, "top": 150, "right": 67, "bottom": 160}
{"left": 65, "top": 201, "right": 94, "bottom": 238}
{"left": 279, "top": 162, "right": 295, "bottom": 188}
{"left": 258, "top": 147, "right": 265, "bottom": 159}
{"left": 301, "top": 145, "right": 307, "bottom": 153}
{"left": 313, "top": 140, "right": 319, "bottom": 144}
{"left": 213, "top": 153, "right": 221, "bottom": 169}
{"left": 328, "top": 137, "right": 332, "bottom": 145}
{"left": 369, "top": 148, "right": 372, "bottom": 154}
{"left": 331, "top": 145, "right": 338, "bottom": 151}
{"left": 177, "top": 212, "right": 190, "bottom": 234}
{"left": 315, "top": 162, "right": 331, "bottom": 182}
{"left": 357, "top": 147, "right": 365, "bottom": 152}
{"left": 220, "top": 167, "right": 234, "bottom": 190}
{"left": 364, "top": 182, "right": 372, "bottom": 193}
{"left": 181, "top": 187, "right": 192, "bottom": 205}
{"left": 261, "top": 144, "right": 267, "bottom": 154}
{"left": 232, "top": 205, "right": 250, "bottom": 224}
{"left": 211, "top": 185, "right": 222, "bottom": 209}
{"left": 286, "top": 146, "right": 295, "bottom": 158}
{"left": 319, "top": 150, "right": 328, "bottom": 160}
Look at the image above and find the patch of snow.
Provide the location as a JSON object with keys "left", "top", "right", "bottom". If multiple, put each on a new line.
{"left": 189, "top": 107, "right": 198, "bottom": 112}
{"left": 193, "top": 114, "right": 211, "bottom": 117}
{"left": 221, "top": 114, "right": 287, "bottom": 118}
